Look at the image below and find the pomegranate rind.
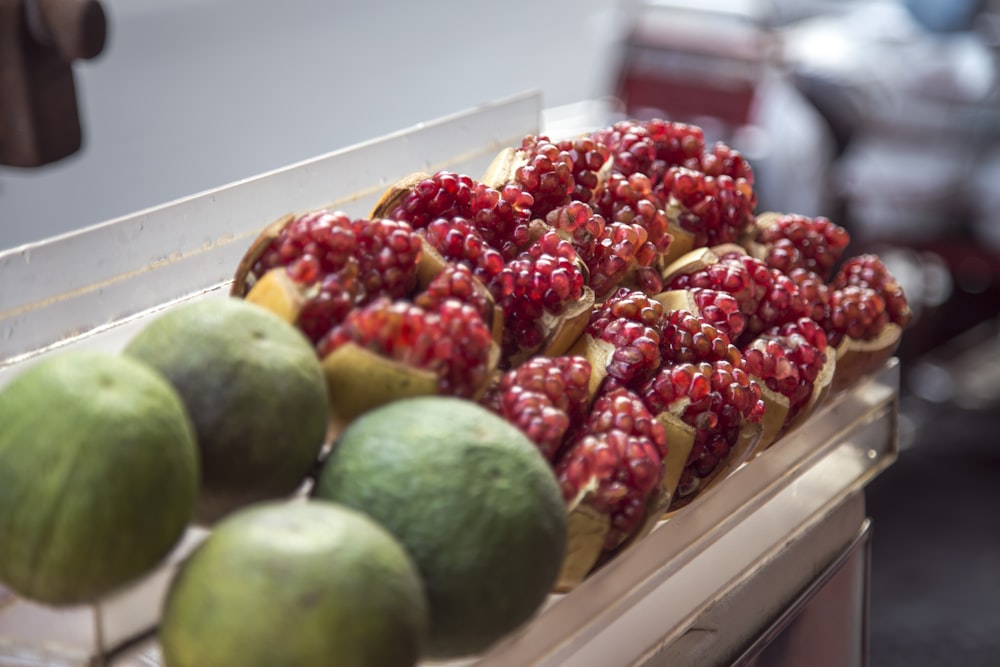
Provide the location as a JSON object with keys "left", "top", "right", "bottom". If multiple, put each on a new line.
{"left": 659, "top": 219, "right": 697, "bottom": 271}
{"left": 666, "top": 419, "right": 763, "bottom": 513}
{"left": 504, "top": 287, "right": 597, "bottom": 369}
{"left": 609, "top": 411, "right": 697, "bottom": 531}
{"left": 368, "top": 172, "right": 430, "bottom": 220}
{"left": 555, "top": 503, "right": 611, "bottom": 593}
{"left": 415, "top": 239, "right": 450, "bottom": 290}
{"left": 740, "top": 211, "right": 783, "bottom": 258}
{"left": 231, "top": 213, "right": 296, "bottom": 297}
{"left": 415, "top": 241, "right": 505, "bottom": 348}
{"left": 785, "top": 345, "right": 837, "bottom": 433}
{"left": 320, "top": 342, "right": 439, "bottom": 432}
{"left": 831, "top": 323, "right": 902, "bottom": 394}
{"left": 650, "top": 288, "right": 697, "bottom": 316}
{"left": 567, "top": 333, "right": 613, "bottom": 400}
{"left": 656, "top": 413, "right": 697, "bottom": 508}
{"left": 658, "top": 243, "right": 746, "bottom": 286}
{"left": 480, "top": 147, "right": 529, "bottom": 190}
{"left": 748, "top": 382, "right": 790, "bottom": 456}
{"left": 242, "top": 268, "right": 306, "bottom": 325}
{"left": 539, "top": 287, "right": 597, "bottom": 359}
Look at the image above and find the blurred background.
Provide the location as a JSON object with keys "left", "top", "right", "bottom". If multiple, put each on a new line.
{"left": 3, "top": 0, "right": 1000, "bottom": 663}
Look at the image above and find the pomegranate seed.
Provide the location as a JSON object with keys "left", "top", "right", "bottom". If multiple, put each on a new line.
{"left": 251, "top": 212, "right": 421, "bottom": 344}
{"left": 831, "top": 254, "right": 912, "bottom": 330}
{"left": 482, "top": 356, "right": 593, "bottom": 461}
{"left": 587, "top": 288, "right": 666, "bottom": 388}
{"left": 318, "top": 296, "right": 492, "bottom": 398}
{"left": 491, "top": 230, "right": 586, "bottom": 360}
{"left": 556, "top": 428, "right": 664, "bottom": 550}
{"left": 759, "top": 214, "right": 850, "bottom": 281}
{"left": 660, "top": 166, "right": 756, "bottom": 248}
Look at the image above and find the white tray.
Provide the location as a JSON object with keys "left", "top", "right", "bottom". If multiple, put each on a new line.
{"left": 0, "top": 92, "right": 898, "bottom": 667}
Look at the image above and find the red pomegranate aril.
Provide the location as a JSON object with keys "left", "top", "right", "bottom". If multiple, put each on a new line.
{"left": 644, "top": 118, "right": 706, "bottom": 181}
{"left": 660, "top": 166, "right": 756, "bottom": 249}
{"left": 491, "top": 230, "right": 586, "bottom": 360}
{"left": 825, "top": 285, "right": 890, "bottom": 346}
{"left": 420, "top": 217, "right": 506, "bottom": 285}
{"left": 688, "top": 288, "right": 747, "bottom": 342}
{"left": 583, "top": 387, "right": 669, "bottom": 459}
{"left": 743, "top": 338, "right": 800, "bottom": 400}
{"left": 351, "top": 218, "right": 422, "bottom": 303}
{"left": 593, "top": 172, "right": 673, "bottom": 255}
{"left": 392, "top": 172, "right": 476, "bottom": 228}
{"left": 659, "top": 309, "right": 742, "bottom": 366}
{"left": 487, "top": 386, "right": 570, "bottom": 462}
{"left": 295, "top": 270, "right": 358, "bottom": 344}
{"left": 254, "top": 210, "right": 357, "bottom": 279}
{"left": 639, "top": 362, "right": 714, "bottom": 417}
{"left": 414, "top": 262, "right": 493, "bottom": 326}
{"left": 758, "top": 214, "right": 850, "bottom": 281}
{"left": 788, "top": 267, "right": 831, "bottom": 323}
{"left": 391, "top": 171, "right": 534, "bottom": 262}
{"left": 831, "top": 254, "right": 912, "bottom": 329}
{"left": 482, "top": 355, "right": 593, "bottom": 460}
{"left": 512, "top": 136, "right": 576, "bottom": 219}
{"left": 556, "top": 135, "right": 613, "bottom": 205}
{"left": 556, "top": 428, "right": 664, "bottom": 550}
{"left": 751, "top": 268, "right": 810, "bottom": 335}
{"left": 318, "top": 296, "right": 492, "bottom": 398}
{"left": 547, "top": 200, "right": 606, "bottom": 240}
{"left": 587, "top": 288, "right": 666, "bottom": 388}
{"left": 591, "top": 120, "right": 658, "bottom": 179}
{"left": 697, "top": 142, "right": 755, "bottom": 185}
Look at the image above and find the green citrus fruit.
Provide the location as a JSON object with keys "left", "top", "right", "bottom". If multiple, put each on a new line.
{"left": 0, "top": 350, "right": 199, "bottom": 605}
{"left": 159, "top": 500, "right": 428, "bottom": 667}
{"left": 124, "top": 297, "right": 329, "bottom": 524}
{"left": 313, "top": 396, "right": 567, "bottom": 659}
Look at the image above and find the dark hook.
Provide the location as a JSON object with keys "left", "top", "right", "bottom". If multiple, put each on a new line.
{"left": 0, "top": 0, "right": 107, "bottom": 168}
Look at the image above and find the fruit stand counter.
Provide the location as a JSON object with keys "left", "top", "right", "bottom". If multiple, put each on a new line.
{"left": 0, "top": 92, "right": 898, "bottom": 667}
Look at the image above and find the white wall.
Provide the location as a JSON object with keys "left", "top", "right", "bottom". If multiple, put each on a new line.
{"left": 0, "top": 0, "right": 623, "bottom": 249}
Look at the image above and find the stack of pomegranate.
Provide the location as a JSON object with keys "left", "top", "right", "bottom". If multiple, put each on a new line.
{"left": 231, "top": 118, "right": 910, "bottom": 590}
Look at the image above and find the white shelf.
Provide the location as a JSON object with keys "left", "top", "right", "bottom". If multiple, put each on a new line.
{"left": 0, "top": 94, "right": 898, "bottom": 666}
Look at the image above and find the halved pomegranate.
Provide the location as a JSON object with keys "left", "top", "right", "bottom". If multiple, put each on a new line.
{"left": 825, "top": 254, "right": 912, "bottom": 392}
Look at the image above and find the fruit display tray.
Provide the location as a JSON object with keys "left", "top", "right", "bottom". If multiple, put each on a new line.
{"left": 0, "top": 92, "right": 898, "bottom": 667}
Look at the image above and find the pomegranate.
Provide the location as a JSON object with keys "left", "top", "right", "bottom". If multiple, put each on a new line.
{"left": 830, "top": 253, "right": 912, "bottom": 331}
{"left": 226, "top": 114, "right": 919, "bottom": 594}
{"left": 823, "top": 253, "right": 911, "bottom": 392}
{"left": 491, "top": 229, "right": 592, "bottom": 364}
{"left": 414, "top": 262, "right": 498, "bottom": 334}
{"left": 417, "top": 217, "right": 506, "bottom": 287}
{"left": 744, "top": 317, "right": 833, "bottom": 429}
{"left": 641, "top": 308, "right": 764, "bottom": 504}
{"left": 554, "top": 385, "right": 667, "bottom": 588}
{"left": 591, "top": 118, "right": 705, "bottom": 183}
{"left": 233, "top": 211, "right": 422, "bottom": 345}
{"left": 576, "top": 287, "right": 666, "bottom": 392}
{"left": 481, "top": 134, "right": 612, "bottom": 219}
{"left": 481, "top": 355, "right": 593, "bottom": 462}
{"left": 752, "top": 213, "right": 851, "bottom": 282}
{"left": 664, "top": 246, "right": 811, "bottom": 346}
{"left": 379, "top": 170, "right": 534, "bottom": 261}
{"left": 317, "top": 294, "right": 495, "bottom": 427}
